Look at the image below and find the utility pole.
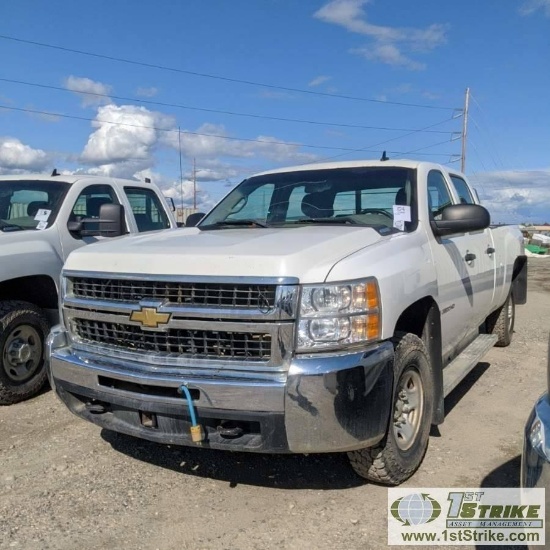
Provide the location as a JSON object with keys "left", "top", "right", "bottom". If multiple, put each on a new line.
{"left": 178, "top": 127, "right": 183, "bottom": 222}
{"left": 461, "top": 87, "right": 470, "bottom": 173}
{"left": 193, "top": 157, "right": 197, "bottom": 210}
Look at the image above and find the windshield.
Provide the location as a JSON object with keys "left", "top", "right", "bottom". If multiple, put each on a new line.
{"left": 0, "top": 180, "right": 70, "bottom": 232}
{"left": 200, "top": 166, "right": 417, "bottom": 232}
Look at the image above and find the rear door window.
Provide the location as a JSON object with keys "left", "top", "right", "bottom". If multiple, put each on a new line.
{"left": 450, "top": 175, "right": 475, "bottom": 204}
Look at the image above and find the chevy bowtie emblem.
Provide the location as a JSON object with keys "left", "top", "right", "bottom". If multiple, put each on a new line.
{"left": 130, "top": 307, "right": 171, "bottom": 328}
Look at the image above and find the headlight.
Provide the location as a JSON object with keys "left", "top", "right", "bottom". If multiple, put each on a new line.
{"left": 297, "top": 278, "right": 380, "bottom": 351}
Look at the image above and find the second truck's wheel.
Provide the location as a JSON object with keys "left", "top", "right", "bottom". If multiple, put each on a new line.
{"left": 486, "top": 291, "right": 515, "bottom": 347}
{"left": 0, "top": 301, "right": 50, "bottom": 405}
{"left": 348, "top": 333, "right": 434, "bottom": 485}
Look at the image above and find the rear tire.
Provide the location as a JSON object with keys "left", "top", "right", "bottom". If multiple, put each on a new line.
{"left": 0, "top": 301, "right": 50, "bottom": 405}
{"left": 486, "top": 291, "right": 515, "bottom": 347}
{"left": 348, "top": 333, "right": 434, "bottom": 485}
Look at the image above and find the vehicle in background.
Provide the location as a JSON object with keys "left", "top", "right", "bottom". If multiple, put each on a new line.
{"left": 0, "top": 173, "right": 176, "bottom": 404}
{"left": 48, "top": 160, "right": 527, "bottom": 485}
{"left": 521, "top": 336, "right": 550, "bottom": 547}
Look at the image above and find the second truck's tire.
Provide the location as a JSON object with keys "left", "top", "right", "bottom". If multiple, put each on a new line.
{"left": 348, "top": 333, "right": 434, "bottom": 485}
{"left": 0, "top": 301, "right": 50, "bottom": 405}
{"left": 486, "top": 291, "right": 515, "bottom": 347}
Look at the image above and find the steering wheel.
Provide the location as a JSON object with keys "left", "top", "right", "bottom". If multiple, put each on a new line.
{"left": 359, "top": 208, "right": 393, "bottom": 220}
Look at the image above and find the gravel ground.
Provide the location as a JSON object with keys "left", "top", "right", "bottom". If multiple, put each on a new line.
{"left": 1, "top": 259, "right": 549, "bottom": 550}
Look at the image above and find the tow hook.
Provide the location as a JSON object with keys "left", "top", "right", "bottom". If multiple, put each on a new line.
{"left": 216, "top": 422, "right": 244, "bottom": 439}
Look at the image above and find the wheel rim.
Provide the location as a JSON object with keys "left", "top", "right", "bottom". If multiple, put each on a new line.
{"left": 2, "top": 324, "right": 43, "bottom": 382}
{"left": 393, "top": 368, "right": 424, "bottom": 451}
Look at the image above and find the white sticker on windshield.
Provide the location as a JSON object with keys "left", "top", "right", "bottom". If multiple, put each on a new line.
{"left": 393, "top": 219, "right": 405, "bottom": 231}
{"left": 36, "top": 221, "right": 48, "bottom": 230}
{"left": 393, "top": 205, "right": 411, "bottom": 222}
{"left": 34, "top": 209, "right": 51, "bottom": 222}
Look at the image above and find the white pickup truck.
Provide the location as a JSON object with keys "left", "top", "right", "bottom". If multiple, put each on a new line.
{"left": 0, "top": 173, "right": 177, "bottom": 404}
{"left": 47, "top": 160, "right": 527, "bottom": 484}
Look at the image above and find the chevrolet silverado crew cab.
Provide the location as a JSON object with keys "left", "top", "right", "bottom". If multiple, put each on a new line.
{"left": 0, "top": 173, "right": 176, "bottom": 404}
{"left": 47, "top": 160, "right": 527, "bottom": 485}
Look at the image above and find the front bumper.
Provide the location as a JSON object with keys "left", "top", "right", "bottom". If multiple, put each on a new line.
{"left": 47, "top": 325, "right": 393, "bottom": 454}
{"left": 521, "top": 393, "right": 550, "bottom": 547}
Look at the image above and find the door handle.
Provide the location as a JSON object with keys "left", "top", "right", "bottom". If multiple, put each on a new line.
{"left": 464, "top": 252, "right": 476, "bottom": 262}
{"left": 486, "top": 247, "right": 495, "bottom": 254}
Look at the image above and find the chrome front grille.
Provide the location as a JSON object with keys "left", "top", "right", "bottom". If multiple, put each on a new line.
{"left": 73, "top": 318, "right": 272, "bottom": 360}
{"left": 63, "top": 272, "right": 298, "bottom": 371}
{"left": 71, "top": 277, "right": 277, "bottom": 309}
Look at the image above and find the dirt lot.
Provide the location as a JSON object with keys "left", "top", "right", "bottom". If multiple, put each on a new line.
{"left": 1, "top": 259, "right": 549, "bottom": 550}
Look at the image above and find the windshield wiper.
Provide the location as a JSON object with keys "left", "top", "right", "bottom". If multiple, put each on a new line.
{"left": 0, "top": 221, "right": 25, "bottom": 232}
{"left": 294, "top": 217, "right": 357, "bottom": 225}
{"left": 205, "top": 219, "right": 270, "bottom": 229}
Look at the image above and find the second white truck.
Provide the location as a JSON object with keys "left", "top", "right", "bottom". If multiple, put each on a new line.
{"left": 47, "top": 160, "right": 527, "bottom": 484}
{"left": 0, "top": 173, "right": 177, "bottom": 404}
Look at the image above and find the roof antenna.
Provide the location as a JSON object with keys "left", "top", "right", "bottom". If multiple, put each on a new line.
{"left": 51, "top": 168, "right": 60, "bottom": 176}
{"left": 380, "top": 151, "right": 389, "bottom": 162}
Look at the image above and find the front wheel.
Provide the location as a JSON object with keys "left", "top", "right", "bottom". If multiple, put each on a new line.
{"left": 0, "top": 301, "right": 50, "bottom": 405}
{"left": 348, "top": 333, "right": 434, "bottom": 485}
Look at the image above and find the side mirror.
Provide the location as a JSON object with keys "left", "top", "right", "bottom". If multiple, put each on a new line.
{"left": 67, "top": 204, "right": 125, "bottom": 238}
{"left": 98, "top": 203, "right": 125, "bottom": 237}
{"left": 185, "top": 212, "right": 206, "bottom": 227}
{"left": 430, "top": 204, "right": 490, "bottom": 237}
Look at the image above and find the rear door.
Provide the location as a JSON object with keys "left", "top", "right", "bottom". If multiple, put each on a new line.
{"left": 448, "top": 173, "right": 496, "bottom": 314}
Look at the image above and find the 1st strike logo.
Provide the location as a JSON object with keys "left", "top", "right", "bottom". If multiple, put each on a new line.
{"left": 130, "top": 307, "right": 171, "bottom": 329}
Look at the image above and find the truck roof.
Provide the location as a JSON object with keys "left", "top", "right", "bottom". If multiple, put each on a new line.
{"left": 0, "top": 173, "right": 160, "bottom": 189}
{"left": 251, "top": 159, "right": 454, "bottom": 178}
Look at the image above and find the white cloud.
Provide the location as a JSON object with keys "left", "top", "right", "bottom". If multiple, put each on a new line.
{"left": 136, "top": 86, "right": 159, "bottom": 98}
{"left": 308, "top": 75, "right": 332, "bottom": 87}
{"left": 469, "top": 169, "right": 550, "bottom": 224}
{"left": 136, "top": 169, "right": 216, "bottom": 211}
{"left": 80, "top": 104, "right": 175, "bottom": 173}
{"left": 352, "top": 44, "right": 425, "bottom": 70}
{"left": 520, "top": 0, "right": 550, "bottom": 16}
{"left": 64, "top": 76, "right": 112, "bottom": 107}
{"left": 314, "top": 0, "right": 448, "bottom": 70}
{"left": 421, "top": 90, "right": 440, "bottom": 101}
{"left": 162, "top": 123, "right": 317, "bottom": 164}
{"left": 0, "top": 137, "right": 50, "bottom": 172}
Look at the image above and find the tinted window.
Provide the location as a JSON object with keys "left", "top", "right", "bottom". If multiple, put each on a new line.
{"left": 0, "top": 180, "right": 69, "bottom": 231}
{"left": 124, "top": 187, "right": 171, "bottom": 232}
{"left": 450, "top": 175, "right": 475, "bottom": 204}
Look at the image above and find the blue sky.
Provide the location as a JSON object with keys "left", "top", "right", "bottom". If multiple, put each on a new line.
{"left": 1, "top": 0, "right": 549, "bottom": 222}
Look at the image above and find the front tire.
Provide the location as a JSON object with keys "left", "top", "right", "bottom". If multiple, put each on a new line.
{"left": 348, "top": 333, "right": 434, "bottom": 485}
{"left": 0, "top": 301, "right": 50, "bottom": 405}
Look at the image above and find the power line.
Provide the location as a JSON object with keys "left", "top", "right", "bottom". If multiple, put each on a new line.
{"left": 405, "top": 138, "right": 457, "bottom": 155}
{"left": 0, "top": 34, "right": 456, "bottom": 111}
{"left": 312, "top": 116, "right": 458, "bottom": 163}
{"left": 0, "top": 103, "right": 456, "bottom": 157}
{"left": 0, "top": 77, "right": 453, "bottom": 135}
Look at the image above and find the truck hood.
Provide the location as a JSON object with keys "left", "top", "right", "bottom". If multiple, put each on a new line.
{"left": 64, "top": 226, "right": 384, "bottom": 283}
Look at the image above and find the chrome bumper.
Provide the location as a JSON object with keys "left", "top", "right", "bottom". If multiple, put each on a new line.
{"left": 521, "top": 393, "right": 550, "bottom": 548}
{"left": 47, "top": 325, "right": 393, "bottom": 453}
